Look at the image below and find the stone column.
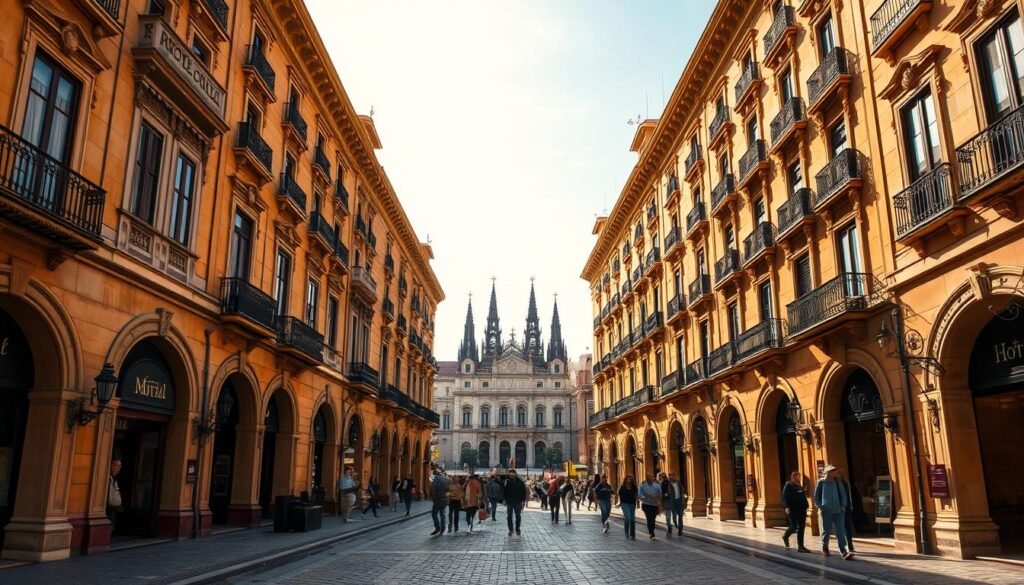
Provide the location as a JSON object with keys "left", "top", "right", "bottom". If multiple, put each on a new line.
{"left": 228, "top": 426, "right": 263, "bottom": 527}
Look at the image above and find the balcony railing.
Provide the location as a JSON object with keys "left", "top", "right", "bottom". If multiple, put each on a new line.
{"left": 770, "top": 98, "right": 805, "bottom": 147}
{"left": 236, "top": 121, "right": 272, "bottom": 172}
{"left": 709, "top": 106, "right": 731, "bottom": 142}
{"left": 334, "top": 241, "right": 349, "bottom": 266}
{"left": 632, "top": 267, "right": 642, "bottom": 284}
{"left": 383, "top": 297, "right": 395, "bottom": 319}
{"left": 813, "top": 148, "right": 861, "bottom": 208}
{"left": 244, "top": 45, "right": 275, "bottom": 95}
{"left": 589, "top": 408, "right": 609, "bottom": 428}
{"left": 308, "top": 211, "right": 337, "bottom": 249}
{"left": 612, "top": 386, "right": 654, "bottom": 417}
{"left": 786, "top": 272, "right": 875, "bottom": 336}
{"left": 807, "top": 48, "right": 850, "bottom": 108}
{"left": 871, "top": 0, "right": 931, "bottom": 52}
{"left": 711, "top": 174, "right": 736, "bottom": 211}
{"left": 688, "top": 274, "right": 711, "bottom": 304}
{"left": 334, "top": 179, "right": 349, "bottom": 208}
{"left": 894, "top": 163, "right": 957, "bottom": 239}
{"left": 277, "top": 172, "right": 307, "bottom": 212}
{"left": 644, "top": 311, "right": 664, "bottom": 335}
{"left": 735, "top": 63, "right": 761, "bottom": 104}
{"left": 734, "top": 318, "right": 786, "bottom": 361}
{"left": 647, "top": 203, "right": 657, "bottom": 223}
{"left": 97, "top": 0, "right": 120, "bottom": 21}
{"left": 685, "top": 357, "right": 707, "bottom": 386}
{"left": 351, "top": 266, "right": 378, "bottom": 298}
{"left": 283, "top": 102, "right": 308, "bottom": 143}
{"left": 956, "top": 104, "right": 1024, "bottom": 199}
{"left": 348, "top": 362, "right": 380, "bottom": 389}
{"left": 707, "top": 343, "right": 735, "bottom": 376}
{"left": 313, "top": 146, "right": 331, "bottom": 178}
{"left": 764, "top": 5, "right": 796, "bottom": 58}
{"left": 634, "top": 222, "right": 644, "bottom": 240}
{"left": 276, "top": 316, "right": 324, "bottom": 362}
{"left": 661, "top": 371, "right": 682, "bottom": 397}
{"left": 398, "top": 314, "right": 408, "bottom": 333}
{"left": 686, "top": 201, "right": 707, "bottom": 234}
{"left": 203, "top": 0, "right": 229, "bottom": 30}
{"left": 738, "top": 139, "right": 766, "bottom": 184}
{"left": 593, "top": 316, "right": 601, "bottom": 330}
{"left": 664, "top": 226, "right": 682, "bottom": 252}
{"left": 742, "top": 221, "right": 776, "bottom": 264}
{"left": 667, "top": 174, "right": 680, "bottom": 197}
{"left": 714, "top": 249, "right": 740, "bottom": 283}
{"left": 667, "top": 294, "right": 686, "bottom": 318}
{"left": 220, "top": 277, "right": 276, "bottom": 331}
{"left": 0, "top": 124, "right": 105, "bottom": 242}
{"left": 645, "top": 247, "right": 661, "bottom": 269}
{"left": 777, "top": 188, "right": 813, "bottom": 237}
{"left": 685, "top": 145, "right": 703, "bottom": 176}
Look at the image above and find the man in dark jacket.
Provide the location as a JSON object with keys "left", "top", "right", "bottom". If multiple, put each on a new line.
{"left": 503, "top": 469, "right": 528, "bottom": 536}
{"left": 782, "top": 470, "right": 811, "bottom": 552}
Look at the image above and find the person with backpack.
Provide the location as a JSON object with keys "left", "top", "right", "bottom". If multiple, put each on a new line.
{"left": 546, "top": 476, "right": 562, "bottom": 524}
{"left": 485, "top": 475, "right": 502, "bottom": 521}
{"left": 463, "top": 473, "right": 483, "bottom": 533}
{"left": 560, "top": 477, "right": 575, "bottom": 525}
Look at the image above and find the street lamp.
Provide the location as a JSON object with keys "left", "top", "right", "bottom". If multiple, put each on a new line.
{"left": 66, "top": 363, "right": 118, "bottom": 432}
{"left": 195, "top": 387, "right": 236, "bottom": 442}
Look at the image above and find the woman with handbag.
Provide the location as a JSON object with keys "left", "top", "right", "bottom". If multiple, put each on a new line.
{"left": 462, "top": 473, "right": 483, "bottom": 533}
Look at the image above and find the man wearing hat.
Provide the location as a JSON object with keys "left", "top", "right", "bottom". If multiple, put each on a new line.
{"left": 813, "top": 464, "right": 854, "bottom": 560}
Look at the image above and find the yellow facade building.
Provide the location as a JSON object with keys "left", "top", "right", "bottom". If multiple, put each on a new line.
{"left": 583, "top": 0, "right": 1024, "bottom": 560}
{"left": 0, "top": 0, "right": 442, "bottom": 562}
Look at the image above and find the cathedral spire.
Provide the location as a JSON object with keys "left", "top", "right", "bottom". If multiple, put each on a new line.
{"left": 483, "top": 278, "right": 501, "bottom": 358}
{"left": 547, "top": 295, "right": 568, "bottom": 363}
{"left": 458, "top": 295, "right": 479, "bottom": 362}
{"left": 524, "top": 278, "right": 543, "bottom": 360}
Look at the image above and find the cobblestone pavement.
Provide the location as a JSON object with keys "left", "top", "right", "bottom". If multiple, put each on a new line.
{"left": 225, "top": 507, "right": 1024, "bottom": 585}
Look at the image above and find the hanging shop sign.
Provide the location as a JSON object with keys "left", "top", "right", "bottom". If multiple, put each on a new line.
{"left": 186, "top": 459, "right": 197, "bottom": 484}
{"left": 927, "top": 464, "right": 950, "bottom": 498}
{"left": 118, "top": 357, "right": 176, "bottom": 415}
{"left": 969, "top": 315, "right": 1024, "bottom": 395}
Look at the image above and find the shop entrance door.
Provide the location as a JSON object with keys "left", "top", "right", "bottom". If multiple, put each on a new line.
{"left": 841, "top": 369, "right": 891, "bottom": 536}
{"left": 0, "top": 307, "right": 32, "bottom": 551}
{"left": 112, "top": 416, "right": 166, "bottom": 537}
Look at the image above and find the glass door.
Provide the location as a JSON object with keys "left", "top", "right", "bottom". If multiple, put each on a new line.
{"left": 837, "top": 224, "right": 864, "bottom": 296}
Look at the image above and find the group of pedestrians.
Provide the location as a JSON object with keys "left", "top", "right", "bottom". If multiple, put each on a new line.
{"left": 613, "top": 472, "right": 687, "bottom": 540}
{"left": 783, "top": 464, "right": 856, "bottom": 560}
{"left": 428, "top": 468, "right": 529, "bottom": 536}
{"left": 334, "top": 468, "right": 417, "bottom": 523}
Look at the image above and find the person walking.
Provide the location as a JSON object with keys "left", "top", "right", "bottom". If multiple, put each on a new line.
{"left": 595, "top": 474, "right": 613, "bottom": 534}
{"left": 534, "top": 480, "right": 548, "bottom": 511}
{"left": 107, "top": 459, "right": 122, "bottom": 531}
{"left": 586, "top": 477, "right": 598, "bottom": 511}
{"left": 618, "top": 475, "right": 638, "bottom": 540}
{"left": 337, "top": 467, "right": 359, "bottom": 522}
{"left": 398, "top": 474, "right": 416, "bottom": 516}
{"left": 560, "top": 477, "right": 575, "bottom": 525}
{"left": 547, "top": 476, "right": 562, "bottom": 524}
{"left": 463, "top": 474, "right": 483, "bottom": 533}
{"left": 389, "top": 476, "right": 401, "bottom": 512}
{"left": 485, "top": 475, "right": 502, "bottom": 521}
{"left": 837, "top": 468, "right": 856, "bottom": 554}
{"left": 447, "top": 476, "right": 465, "bottom": 533}
{"left": 782, "top": 470, "right": 811, "bottom": 552}
{"left": 667, "top": 473, "right": 686, "bottom": 536}
{"left": 659, "top": 473, "right": 673, "bottom": 537}
{"left": 814, "top": 464, "right": 853, "bottom": 560}
{"left": 503, "top": 469, "right": 528, "bottom": 536}
{"left": 638, "top": 473, "right": 663, "bottom": 540}
{"left": 429, "top": 470, "right": 450, "bottom": 536}
{"left": 361, "top": 476, "right": 380, "bottom": 517}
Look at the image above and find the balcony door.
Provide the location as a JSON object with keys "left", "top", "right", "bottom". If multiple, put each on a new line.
{"left": 836, "top": 223, "right": 864, "bottom": 296}
{"left": 20, "top": 53, "right": 81, "bottom": 208}
{"left": 978, "top": 12, "right": 1024, "bottom": 123}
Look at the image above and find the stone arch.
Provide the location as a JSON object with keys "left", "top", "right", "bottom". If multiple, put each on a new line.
{"left": 813, "top": 347, "right": 897, "bottom": 425}
{"left": 643, "top": 426, "right": 661, "bottom": 477}
{"left": 261, "top": 374, "right": 299, "bottom": 435}
{"left": 210, "top": 355, "right": 261, "bottom": 429}
{"left": 625, "top": 433, "right": 639, "bottom": 481}
{"left": 688, "top": 411, "right": 713, "bottom": 517}
{"left": 668, "top": 416, "right": 687, "bottom": 486}
{"left": 754, "top": 380, "right": 803, "bottom": 528}
{"left": 309, "top": 395, "right": 338, "bottom": 500}
{"left": 104, "top": 312, "right": 199, "bottom": 412}
{"left": 715, "top": 403, "right": 748, "bottom": 521}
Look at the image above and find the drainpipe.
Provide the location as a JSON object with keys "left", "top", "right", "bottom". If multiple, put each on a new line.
{"left": 892, "top": 305, "right": 931, "bottom": 556}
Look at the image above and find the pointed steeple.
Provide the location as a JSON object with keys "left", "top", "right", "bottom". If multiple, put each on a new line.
{"left": 483, "top": 278, "right": 501, "bottom": 358}
{"left": 458, "top": 296, "right": 479, "bottom": 363}
{"left": 524, "top": 279, "right": 543, "bottom": 360}
{"left": 547, "top": 296, "right": 568, "bottom": 363}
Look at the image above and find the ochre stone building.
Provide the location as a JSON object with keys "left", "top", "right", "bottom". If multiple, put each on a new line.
{"left": 0, "top": 0, "right": 442, "bottom": 562}
{"left": 583, "top": 0, "right": 1024, "bottom": 560}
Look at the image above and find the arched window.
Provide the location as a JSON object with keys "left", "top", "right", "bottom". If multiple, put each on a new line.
{"left": 535, "top": 407, "right": 545, "bottom": 428}
{"left": 442, "top": 410, "right": 451, "bottom": 430}
{"left": 553, "top": 406, "right": 563, "bottom": 427}
{"left": 499, "top": 406, "right": 509, "bottom": 426}
{"left": 516, "top": 405, "right": 526, "bottom": 427}
{"left": 464, "top": 363, "right": 470, "bottom": 373}
{"left": 554, "top": 364, "right": 561, "bottom": 373}
{"left": 480, "top": 407, "right": 490, "bottom": 428}
{"left": 462, "top": 408, "right": 471, "bottom": 427}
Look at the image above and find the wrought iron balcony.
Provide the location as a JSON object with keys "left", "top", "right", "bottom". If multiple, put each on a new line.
{"left": 684, "top": 357, "right": 707, "bottom": 386}
{"left": 334, "top": 241, "right": 349, "bottom": 266}
{"left": 711, "top": 174, "right": 736, "bottom": 212}
{"left": 894, "top": 163, "right": 959, "bottom": 240}
{"left": 244, "top": 45, "right": 275, "bottom": 98}
{"left": 601, "top": 304, "right": 610, "bottom": 321}
{"left": 707, "top": 343, "right": 735, "bottom": 376}
{"left": 398, "top": 314, "right": 408, "bottom": 333}
{"left": 620, "top": 278, "right": 632, "bottom": 297}
{"left": 0, "top": 124, "right": 105, "bottom": 247}
{"left": 664, "top": 226, "right": 682, "bottom": 254}
{"left": 383, "top": 297, "right": 395, "bottom": 319}
{"left": 348, "top": 362, "right": 380, "bottom": 389}
{"left": 685, "top": 145, "right": 703, "bottom": 178}
{"left": 786, "top": 272, "right": 877, "bottom": 337}
{"left": 313, "top": 146, "right": 331, "bottom": 179}
{"left": 667, "top": 294, "right": 687, "bottom": 321}
{"left": 276, "top": 316, "right": 324, "bottom": 362}
{"left": 602, "top": 273, "right": 611, "bottom": 289}
{"left": 235, "top": 121, "right": 273, "bottom": 174}
{"left": 776, "top": 188, "right": 813, "bottom": 238}
{"left": 956, "top": 104, "right": 1024, "bottom": 199}
{"left": 714, "top": 249, "right": 740, "bottom": 284}
{"left": 734, "top": 318, "right": 786, "bottom": 361}
{"left": 770, "top": 98, "right": 805, "bottom": 149}
{"left": 334, "top": 179, "right": 349, "bottom": 209}
{"left": 589, "top": 408, "right": 609, "bottom": 428}
{"left": 688, "top": 274, "right": 712, "bottom": 307}
{"left": 384, "top": 254, "right": 395, "bottom": 274}
{"left": 686, "top": 201, "right": 707, "bottom": 235}
{"left": 203, "top": 0, "right": 228, "bottom": 30}
{"left": 612, "top": 386, "right": 654, "bottom": 417}
{"left": 283, "top": 102, "right": 308, "bottom": 144}
{"left": 644, "top": 311, "right": 664, "bottom": 336}
{"left": 667, "top": 174, "right": 680, "bottom": 198}
{"left": 220, "top": 277, "right": 277, "bottom": 332}
{"left": 593, "top": 316, "right": 602, "bottom": 330}
{"left": 764, "top": 5, "right": 796, "bottom": 60}
{"left": 610, "top": 292, "right": 620, "bottom": 309}
{"left": 807, "top": 48, "right": 851, "bottom": 110}
{"left": 661, "top": 371, "right": 682, "bottom": 397}
{"left": 632, "top": 266, "right": 643, "bottom": 285}
{"left": 738, "top": 139, "right": 767, "bottom": 186}
{"left": 277, "top": 172, "right": 307, "bottom": 214}
{"left": 308, "top": 211, "right": 337, "bottom": 251}
{"left": 742, "top": 221, "right": 776, "bottom": 265}
{"left": 612, "top": 257, "right": 620, "bottom": 273}
{"left": 592, "top": 363, "right": 601, "bottom": 377}
{"left": 351, "top": 266, "right": 378, "bottom": 301}
{"left": 812, "top": 148, "right": 861, "bottom": 209}
{"left": 633, "top": 222, "right": 644, "bottom": 241}
{"left": 735, "top": 62, "right": 761, "bottom": 106}
{"left": 709, "top": 106, "right": 732, "bottom": 144}
{"left": 645, "top": 247, "right": 661, "bottom": 271}
{"left": 871, "top": 0, "right": 932, "bottom": 55}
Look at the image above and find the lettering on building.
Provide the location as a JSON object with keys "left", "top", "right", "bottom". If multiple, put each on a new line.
{"left": 993, "top": 340, "right": 1024, "bottom": 365}
{"left": 0, "top": 336, "right": 8, "bottom": 357}
{"left": 134, "top": 376, "right": 168, "bottom": 399}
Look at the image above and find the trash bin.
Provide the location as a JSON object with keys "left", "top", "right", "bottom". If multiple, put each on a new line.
{"left": 273, "top": 495, "right": 297, "bottom": 532}
{"left": 287, "top": 500, "right": 323, "bottom": 532}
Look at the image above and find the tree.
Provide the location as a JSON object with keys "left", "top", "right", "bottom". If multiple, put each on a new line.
{"left": 540, "top": 446, "right": 563, "bottom": 467}
{"left": 459, "top": 445, "right": 478, "bottom": 470}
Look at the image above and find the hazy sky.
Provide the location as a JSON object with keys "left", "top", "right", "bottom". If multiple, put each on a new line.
{"left": 306, "top": 0, "right": 715, "bottom": 361}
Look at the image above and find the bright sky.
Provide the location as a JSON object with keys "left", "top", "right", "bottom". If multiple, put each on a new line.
{"left": 306, "top": 0, "right": 716, "bottom": 361}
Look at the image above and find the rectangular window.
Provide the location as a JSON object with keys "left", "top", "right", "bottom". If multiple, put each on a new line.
{"left": 675, "top": 335, "right": 685, "bottom": 369}
{"left": 131, "top": 122, "right": 164, "bottom": 224}
{"left": 795, "top": 254, "right": 813, "bottom": 298}
{"left": 326, "top": 296, "right": 339, "bottom": 347}
{"left": 719, "top": 153, "right": 730, "bottom": 176}
{"left": 699, "top": 321, "right": 710, "bottom": 358}
{"left": 754, "top": 197, "right": 767, "bottom": 224}
{"left": 442, "top": 413, "right": 450, "bottom": 430}
{"left": 673, "top": 269, "right": 682, "bottom": 296}
{"left": 555, "top": 381, "right": 561, "bottom": 388}
{"left": 759, "top": 280, "right": 774, "bottom": 319}
{"left": 837, "top": 223, "right": 864, "bottom": 296}
{"left": 780, "top": 68, "right": 794, "bottom": 104}
{"left": 829, "top": 120, "right": 848, "bottom": 157}
{"left": 191, "top": 38, "right": 211, "bottom": 67}
{"left": 169, "top": 153, "right": 196, "bottom": 245}
{"left": 464, "top": 381, "right": 470, "bottom": 388}
{"left": 229, "top": 211, "right": 253, "bottom": 279}
{"left": 725, "top": 224, "right": 736, "bottom": 250}
{"left": 22, "top": 53, "right": 80, "bottom": 163}
{"left": 747, "top": 116, "right": 759, "bottom": 145}
{"left": 901, "top": 90, "right": 942, "bottom": 181}
{"left": 482, "top": 382, "right": 489, "bottom": 388}
{"left": 693, "top": 186, "right": 702, "bottom": 204}
{"left": 697, "top": 248, "right": 707, "bottom": 276}
{"left": 728, "top": 302, "right": 741, "bottom": 341}
{"left": 305, "top": 277, "right": 319, "bottom": 328}
{"left": 818, "top": 13, "right": 836, "bottom": 58}
{"left": 274, "top": 249, "right": 292, "bottom": 316}
{"left": 977, "top": 12, "right": 1024, "bottom": 121}
{"left": 787, "top": 159, "right": 804, "bottom": 193}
